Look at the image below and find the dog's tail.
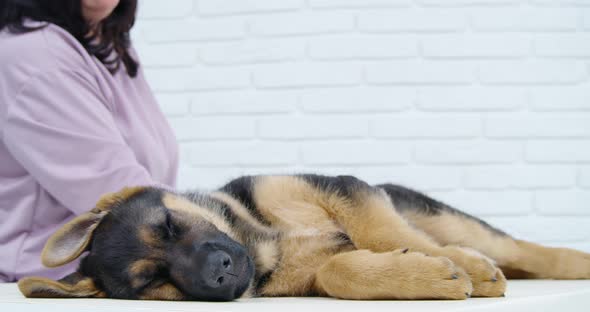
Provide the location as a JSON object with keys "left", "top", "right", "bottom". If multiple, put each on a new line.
{"left": 378, "top": 183, "right": 590, "bottom": 279}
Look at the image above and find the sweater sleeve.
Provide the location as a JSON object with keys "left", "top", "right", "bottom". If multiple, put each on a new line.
{"left": 3, "top": 69, "right": 157, "bottom": 215}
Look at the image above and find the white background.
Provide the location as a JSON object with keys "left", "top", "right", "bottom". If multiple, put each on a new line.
{"left": 131, "top": 0, "right": 590, "bottom": 252}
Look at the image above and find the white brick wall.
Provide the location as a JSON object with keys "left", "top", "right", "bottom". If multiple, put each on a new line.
{"left": 133, "top": 0, "right": 590, "bottom": 252}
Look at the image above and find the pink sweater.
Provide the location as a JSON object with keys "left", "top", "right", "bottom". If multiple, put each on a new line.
{"left": 0, "top": 22, "right": 179, "bottom": 282}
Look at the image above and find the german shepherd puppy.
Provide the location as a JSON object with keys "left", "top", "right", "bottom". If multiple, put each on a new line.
{"left": 18, "top": 174, "right": 590, "bottom": 301}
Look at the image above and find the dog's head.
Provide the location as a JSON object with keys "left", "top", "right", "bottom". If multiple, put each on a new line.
{"left": 18, "top": 187, "right": 255, "bottom": 301}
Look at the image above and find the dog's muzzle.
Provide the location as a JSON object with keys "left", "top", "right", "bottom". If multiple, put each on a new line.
{"left": 172, "top": 238, "right": 254, "bottom": 301}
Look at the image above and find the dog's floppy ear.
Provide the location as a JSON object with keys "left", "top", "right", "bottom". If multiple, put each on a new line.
{"left": 41, "top": 209, "right": 108, "bottom": 268}
{"left": 41, "top": 187, "right": 145, "bottom": 268}
{"left": 18, "top": 272, "right": 106, "bottom": 298}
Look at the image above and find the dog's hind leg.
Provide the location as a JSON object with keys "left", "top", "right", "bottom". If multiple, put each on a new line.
{"left": 315, "top": 249, "right": 473, "bottom": 300}
{"left": 407, "top": 212, "right": 590, "bottom": 280}
{"left": 379, "top": 183, "right": 590, "bottom": 280}
{"left": 503, "top": 240, "right": 590, "bottom": 279}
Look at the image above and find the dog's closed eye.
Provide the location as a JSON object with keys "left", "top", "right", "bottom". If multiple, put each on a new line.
{"left": 158, "top": 211, "right": 176, "bottom": 239}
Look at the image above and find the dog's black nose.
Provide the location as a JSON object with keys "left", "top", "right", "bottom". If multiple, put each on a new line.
{"left": 202, "top": 250, "right": 233, "bottom": 289}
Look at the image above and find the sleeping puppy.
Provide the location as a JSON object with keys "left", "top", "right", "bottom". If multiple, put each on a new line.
{"left": 18, "top": 174, "right": 590, "bottom": 301}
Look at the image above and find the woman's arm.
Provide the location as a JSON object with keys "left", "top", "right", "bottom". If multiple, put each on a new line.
{"left": 3, "top": 68, "right": 160, "bottom": 215}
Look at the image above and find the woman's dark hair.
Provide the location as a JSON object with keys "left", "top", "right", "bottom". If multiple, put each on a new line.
{"left": 0, "top": 0, "right": 139, "bottom": 77}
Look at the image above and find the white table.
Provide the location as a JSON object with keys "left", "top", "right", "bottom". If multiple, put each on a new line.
{"left": 1, "top": 280, "right": 590, "bottom": 312}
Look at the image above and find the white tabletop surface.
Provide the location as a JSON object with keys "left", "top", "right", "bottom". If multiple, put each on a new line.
{"left": 1, "top": 280, "right": 590, "bottom": 312}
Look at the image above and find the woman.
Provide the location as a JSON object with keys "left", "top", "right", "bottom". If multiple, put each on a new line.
{"left": 0, "top": 0, "right": 179, "bottom": 282}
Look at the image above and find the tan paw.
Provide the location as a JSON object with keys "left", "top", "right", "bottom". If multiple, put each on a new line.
{"left": 440, "top": 246, "right": 506, "bottom": 297}
{"left": 395, "top": 250, "right": 473, "bottom": 300}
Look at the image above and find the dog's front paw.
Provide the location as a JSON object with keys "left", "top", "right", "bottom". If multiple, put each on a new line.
{"left": 395, "top": 250, "right": 473, "bottom": 300}
{"left": 440, "top": 246, "right": 506, "bottom": 297}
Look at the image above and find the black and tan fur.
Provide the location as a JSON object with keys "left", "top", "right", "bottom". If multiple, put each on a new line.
{"left": 18, "top": 174, "right": 590, "bottom": 301}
